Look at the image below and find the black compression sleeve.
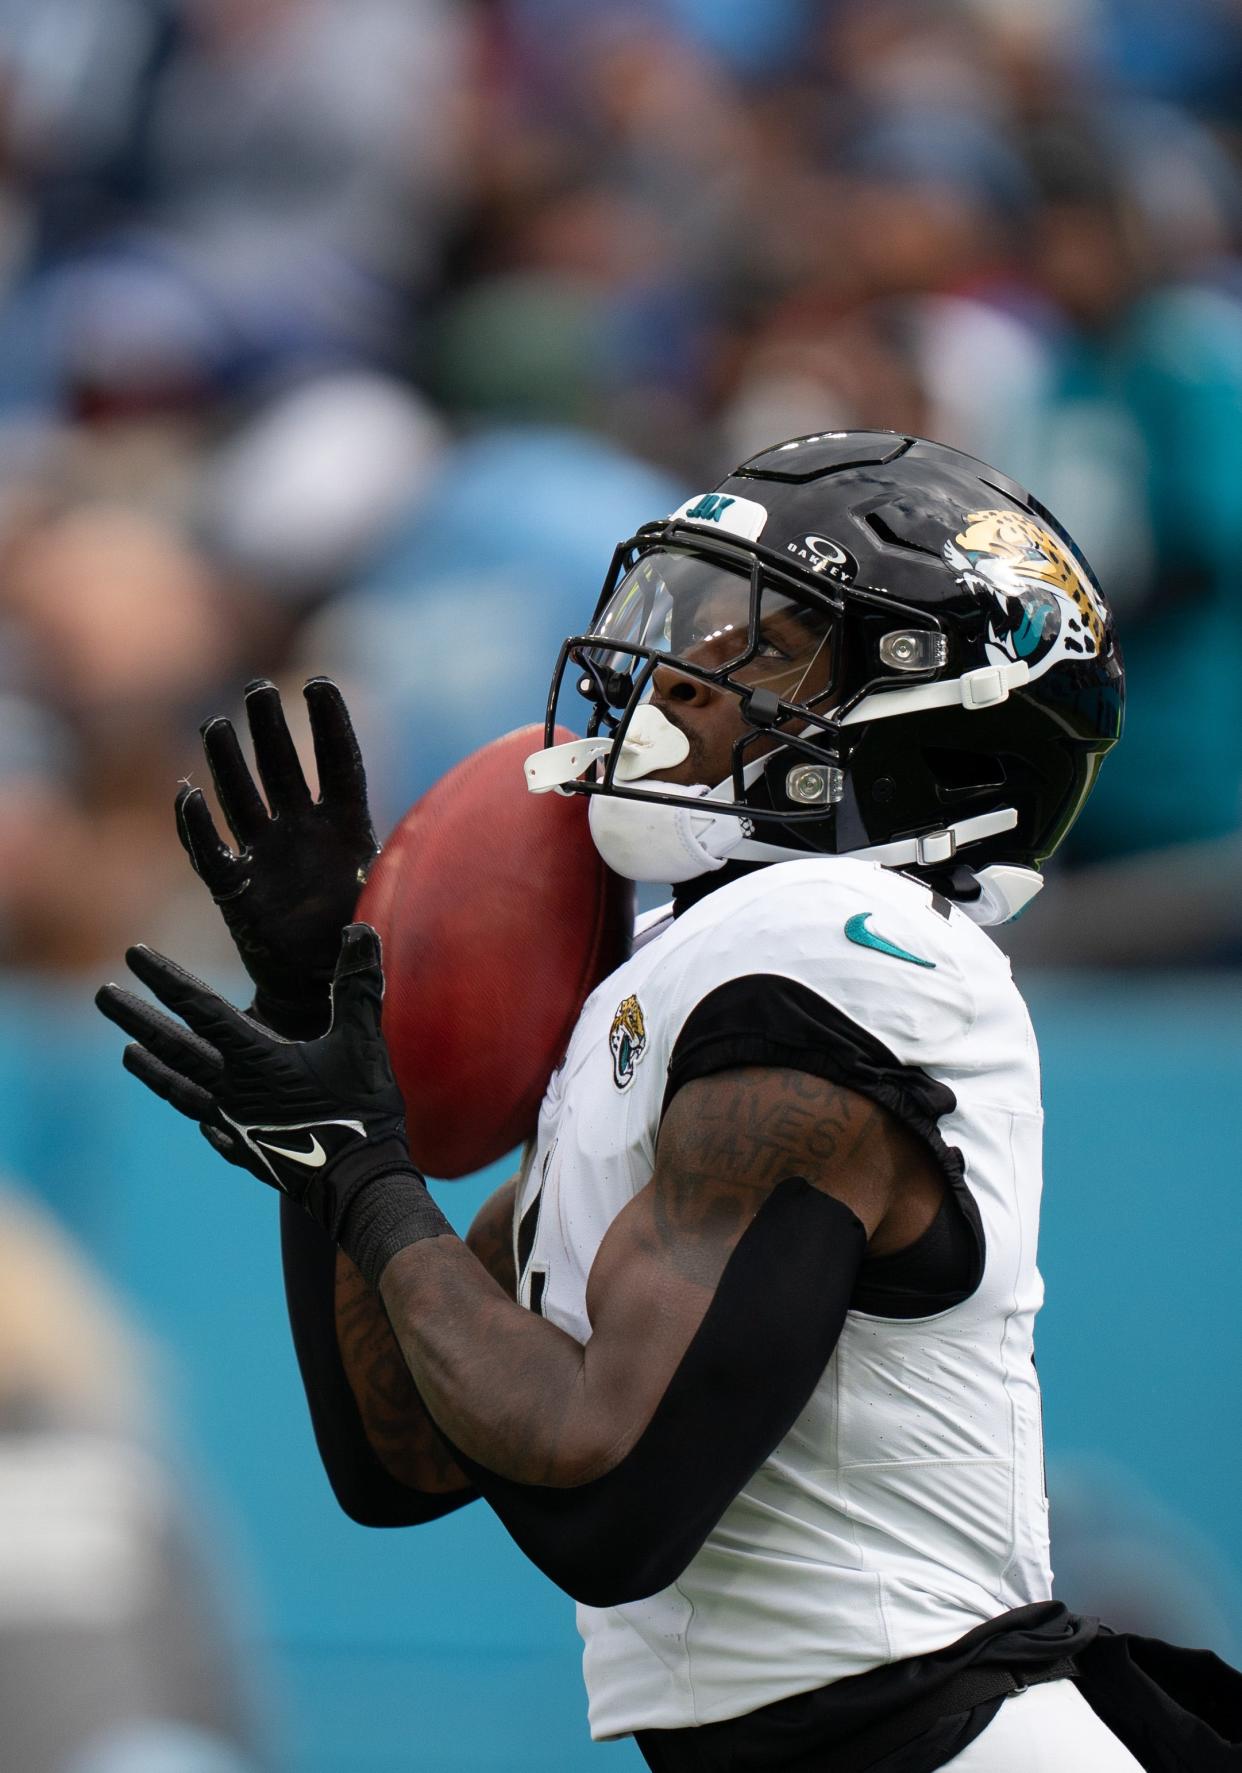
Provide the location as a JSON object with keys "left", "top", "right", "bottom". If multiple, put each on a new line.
{"left": 279, "top": 1197, "right": 475, "bottom": 1526}
{"left": 448, "top": 1178, "right": 866, "bottom": 1606}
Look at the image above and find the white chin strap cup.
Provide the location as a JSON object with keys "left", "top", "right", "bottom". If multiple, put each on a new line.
{"left": 587, "top": 779, "right": 743, "bottom": 884}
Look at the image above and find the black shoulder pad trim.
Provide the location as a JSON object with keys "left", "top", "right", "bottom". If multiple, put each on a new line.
{"left": 662, "top": 974, "right": 984, "bottom": 1313}
{"left": 449, "top": 1179, "right": 866, "bottom": 1606}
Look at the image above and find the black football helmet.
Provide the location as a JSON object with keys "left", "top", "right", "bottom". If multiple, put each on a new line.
{"left": 529, "top": 431, "right": 1123, "bottom": 909}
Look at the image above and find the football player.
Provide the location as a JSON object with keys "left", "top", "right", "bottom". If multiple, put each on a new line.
{"left": 101, "top": 434, "right": 1172, "bottom": 1769}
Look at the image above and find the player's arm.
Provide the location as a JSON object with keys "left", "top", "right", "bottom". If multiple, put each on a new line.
{"left": 277, "top": 1180, "right": 515, "bottom": 1524}
{"left": 167, "top": 679, "right": 509, "bottom": 1520}
{"left": 97, "top": 933, "right": 933, "bottom": 1598}
{"left": 335, "top": 1179, "right": 517, "bottom": 1502}
{"left": 169, "top": 678, "right": 468, "bottom": 1521}
{"left": 377, "top": 1063, "right": 932, "bottom": 1602}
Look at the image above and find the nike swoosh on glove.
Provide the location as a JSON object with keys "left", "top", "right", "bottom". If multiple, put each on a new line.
{"left": 96, "top": 923, "right": 419, "bottom": 1244}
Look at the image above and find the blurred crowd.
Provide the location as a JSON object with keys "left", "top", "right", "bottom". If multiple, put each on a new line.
{"left": 2, "top": 0, "right": 1242, "bottom": 976}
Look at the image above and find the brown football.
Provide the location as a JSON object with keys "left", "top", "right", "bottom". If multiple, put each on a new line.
{"left": 357, "top": 725, "right": 634, "bottom": 1178}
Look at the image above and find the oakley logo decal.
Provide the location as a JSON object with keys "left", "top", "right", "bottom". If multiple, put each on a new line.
{"left": 785, "top": 533, "right": 856, "bottom": 580}
{"left": 805, "top": 535, "right": 848, "bottom": 567}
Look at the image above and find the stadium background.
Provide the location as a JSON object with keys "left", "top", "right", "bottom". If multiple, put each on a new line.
{"left": 0, "top": 1, "right": 1239, "bottom": 1768}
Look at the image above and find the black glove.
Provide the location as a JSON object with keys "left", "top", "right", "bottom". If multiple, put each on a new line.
{"left": 96, "top": 924, "right": 452, "bottom": 1285}
{"left": 177, "top": 678, "right": 379, "bottom": 1039}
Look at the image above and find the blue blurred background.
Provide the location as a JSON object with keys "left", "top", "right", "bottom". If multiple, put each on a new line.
{"left": 0, "top": 0, "right": 1239, "bottom": 1767}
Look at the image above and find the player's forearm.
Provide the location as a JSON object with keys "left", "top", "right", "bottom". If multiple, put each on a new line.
{"left": 377, "top": 1237, "right": 608, "bottom": 1486}
{"left": 379, "top": 1176, "right": 868, "bottom": 1606}
{"left": 333, "top": 1249, "right": 475, "bottom": 1494}
{"left": 280, "top": 1200, "right": 474, "bottom": 1522}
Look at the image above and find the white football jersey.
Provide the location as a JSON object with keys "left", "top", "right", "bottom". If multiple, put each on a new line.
{"left": 511, "top": 857, "right": 1052, "bottom": 1739}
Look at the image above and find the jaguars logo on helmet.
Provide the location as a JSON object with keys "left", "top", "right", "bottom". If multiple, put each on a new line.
{"left": 945, "top": 510, "right": 1108, "bottom": 675}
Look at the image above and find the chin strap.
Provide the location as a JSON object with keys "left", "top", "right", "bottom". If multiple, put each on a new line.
{"left": 729, "top": 822, "right": 1042, "bottom": 923}
{"left": 729, "top": 805, "right": 1021, "bottom": 869}
{"left": 843, "top": 806, "right": 1020, "bottom": 868}
{"left": 839, "top": 660, "right": 1031, "bottom": 726}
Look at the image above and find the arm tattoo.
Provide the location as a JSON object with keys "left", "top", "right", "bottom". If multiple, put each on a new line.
{"left": 332, "top": 1177, "right": 520, "bottom": 1491}
{"left": 650, "top": 1067, "right": 883, "bottom": 1278}
{"left": 334, "top": 1251, "right": 470, "bottom": 1494}
{"left": 366, "top": 1074, "right": 897, "bottom": 1490}
{"left": 379, "top": 1239, "right": 589, "bottom": 1486}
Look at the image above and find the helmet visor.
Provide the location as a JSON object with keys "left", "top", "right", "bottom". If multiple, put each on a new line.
{"left": 584, "top": 547, "right": 837, "bottom": 706}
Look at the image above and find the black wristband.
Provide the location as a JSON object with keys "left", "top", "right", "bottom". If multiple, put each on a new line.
{"left": 338, "top": 1168, "right": 457, "bottom": 1290}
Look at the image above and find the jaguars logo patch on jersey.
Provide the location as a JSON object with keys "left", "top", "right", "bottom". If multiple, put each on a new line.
{"left": 609, "top": 994, "right": 647, "bottom": 1090}
{"left": 944, "top": 509, "right": 1108, "bottom": 679}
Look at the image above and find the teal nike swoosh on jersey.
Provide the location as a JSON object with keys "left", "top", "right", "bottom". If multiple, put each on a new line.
{"left": 844, "top": 912, "right": 936, "bottom": 969}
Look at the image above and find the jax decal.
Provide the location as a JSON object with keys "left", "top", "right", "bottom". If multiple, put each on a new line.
{"left": 609, "top": 994, "right": 648, "bottom": 1091}
{"left": 943, "top": 510, "right": 1109, "bottom": 679}
{"left": 672, "top": 491, "right": 769, "bottom": 543}
{"left": 684, "top": 494, "right": 734, "bottom": 523}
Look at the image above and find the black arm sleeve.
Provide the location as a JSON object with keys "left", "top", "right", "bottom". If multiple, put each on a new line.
{"left": 279, "top": 1197, "right": 475, "bottom": 1527}
{"left": 448, "top": 1178, "right": 867, "bottom": 1606}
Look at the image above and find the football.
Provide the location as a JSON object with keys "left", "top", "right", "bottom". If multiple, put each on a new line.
{"left": 357, "top": 725, "right": 634, "bottom": 1178}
